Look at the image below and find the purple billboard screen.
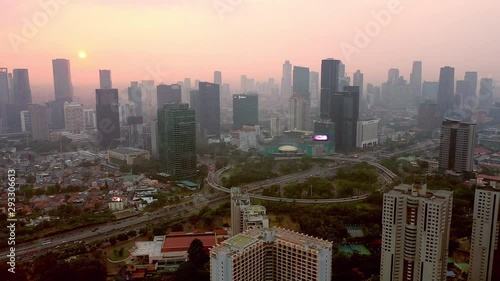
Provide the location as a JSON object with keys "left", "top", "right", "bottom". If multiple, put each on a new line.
{"left": 313, "top": 134, "right": 329, "bottom": 141}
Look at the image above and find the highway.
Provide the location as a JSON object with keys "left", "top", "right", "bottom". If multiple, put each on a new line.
{"left": 0, "top": 196, "right": 229, "bottom": 261}
{"left": 206, "top": 157, "right": 397, "bottom": 204}
{"left": 2, "top": 141, "right": 438, "bottom": 260}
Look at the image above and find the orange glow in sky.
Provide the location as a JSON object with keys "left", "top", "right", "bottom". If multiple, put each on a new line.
{"left": 1, "top": 0, "right": 498, "bottom": 97}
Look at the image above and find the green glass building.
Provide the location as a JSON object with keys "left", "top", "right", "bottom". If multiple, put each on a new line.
{"left": 158, "top": 103, "right": 197, "bottom": 179}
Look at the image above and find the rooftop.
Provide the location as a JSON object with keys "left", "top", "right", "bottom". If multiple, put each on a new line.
{"left": 162, "top": 232, "right": 217, "bottom": 253}
{"left": 110, "top": 147, "right": 149, "bottom": 155}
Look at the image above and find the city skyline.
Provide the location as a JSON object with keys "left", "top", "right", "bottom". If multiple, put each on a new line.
{"left": 1, "top": 0, "right": 499, "bottom": 96}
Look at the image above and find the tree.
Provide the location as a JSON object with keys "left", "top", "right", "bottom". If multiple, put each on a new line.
{"left": 109, "top": 236, "right": 117, "bottom": 245}
{"left": 173, "top": 238, "right": 210, "bottom": 281}
{"left": 172, "top": 222, "right": 184, "bottom": 232}
{"left": 188, "top": 238, "right": 209, "bottom": 267}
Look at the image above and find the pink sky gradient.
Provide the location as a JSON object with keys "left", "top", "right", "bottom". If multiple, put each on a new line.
{"left": 1, "top": 0, "right": 499, "bottom": 100}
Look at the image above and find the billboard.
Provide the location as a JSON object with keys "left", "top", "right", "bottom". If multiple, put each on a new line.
{"left": 313, "top": 134, "right": 329, "bottom": 141}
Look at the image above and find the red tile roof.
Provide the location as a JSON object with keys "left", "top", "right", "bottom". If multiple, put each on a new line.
{"left": 161, "top": 232, "right": 217, "bottom": 253}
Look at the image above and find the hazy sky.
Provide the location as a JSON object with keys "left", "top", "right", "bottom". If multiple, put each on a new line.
{"left": 1, "top": 0, "right": 499, "bottom": 97}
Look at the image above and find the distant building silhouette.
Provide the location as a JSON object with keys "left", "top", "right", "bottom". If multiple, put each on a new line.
{"left": 198, "top": 82, "right": 220, "bottom": 139}
{"left": 157, "top": 84, "right": 181, "bottom": 107}
{"left": 95, "top": 89, "right": 120, "bottom": 149}
{"left": 479, "top": 78, "right": 494, "bottom": 110}
{"left": 410, "top": 61, "right": 422, "bottom": 105}
{"left": 280, "top": 60, "right": 292, "bottom": 97}
{"left": 320, "top": 58, "right": 342, "bottom": 120}
{"left": 288, "top": 94, "right": 311, "bottom": 131}
{"left": 309, "top": 71, "right": 319, "bottom": 102}
{"left": 214, "top": 71, "right": 222, "bottom": 86}
{"left": 293, "top": 66, "right": 310, "bottom": 99}
{"left": 99, "top": 70, "right": 112, "bottom": 89}
{"left": 128, "top": 82, "right": 143, "bottom": 117}
{"left": 437, "top": 66, "right": 455, "bottom": 117}
{"left": 28, "top": 104, "right": 49, "bottom": 141}
{"left": 353, "top": 70, "right": 364, "bottom": 100}
{"left": 52, "top": 59, "right": 73, "bottom": 102}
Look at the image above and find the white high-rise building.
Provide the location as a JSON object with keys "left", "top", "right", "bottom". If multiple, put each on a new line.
{"left": 381, "top": 183, "right": 453, "bottom": 281}
{"left": 83, "top": 109, "right": 96, "bottom": 128}
{"left": 270, "top": 116, "right": 286, "bottom": 137}
{"left": 288, "top": 95, "right": 311, "bottom": 131}
{"left": 20, "top": 110, "right": 31, "bottom": 132}
{"left": 468, "top": 181, "right": 500, "bottom": 281}
{"left": 210, "top": 227, "right": 332, "bottom": 281}
{"left": 64, "top": 102, "right": 84, "bottom": 133}
{"left": 356, "top": 119, "right": 379, "bottom": 148}
{"left": 438, "top": 118, "right": 476, "bottom": 174}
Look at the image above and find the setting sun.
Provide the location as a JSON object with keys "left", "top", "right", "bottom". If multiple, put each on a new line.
{"left": 78, "top": 51, "right": 87, "bottom": 59}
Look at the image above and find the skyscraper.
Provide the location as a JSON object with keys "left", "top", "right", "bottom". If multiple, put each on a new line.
{"left": 12, "top": 69, "right": 32, "bottom": 110}
{"left": 320, "top": 59, "right": 342, "bottom": 119}
{"left": 28, "top": 104, "right": 49, "bottom": 141}
{"left": 381, "top": 183, "right": 453, "bottom": 281}
{"left": 214, "top": 71, "right": 222, "bottom": 86}
{"left": 99, "top": 70, "right": 112, "bottom": 89}
{"left": 479, "top": 78, "right": 494, "bottom": 110}
{"left": 270, "top": 116, "right": 285, "bottom": 137}
{"left": 417, "top": 101, "right": 441, "bottom": 131}
{"left": 20, "top": 110, "right": 31, "bottom": 132}
{"left": 388, "top": 68, "right": 400, "bottom": 84}
{"left": 46, "top": 100, "right": 65, "bottom": 130}
{"left": 83, "top": 109, "right": 96, "bottom": 128}
{"left": 288, "top": 95, "right": 311, "bottom": 131}
{"left": 330, "top": 86, "right": 359, "bottom": 152}
{"left": 293, "top": 66, "right": 310, "bottom": 98}
{"left": 140, "top": 80, "right": 155, "bottom": 121}
{"left": 280, "top": 60, "right": 292, "bottom": 97}
{"left": 233, "top": 94, "right": 258, "bottom": 130}
{"left": 198, "top": 82, "right": 220, "bottom": 138}
{"left": 468, "top": 183, "right": 500, "bottom": 281}
{"left": 210, "top": 227, "right": 332, "bottom": 281}
{"left": 157, "top": 103, "right": 196, "bottom": 179}
{"left": 464, "top": 72, "right": 478, "bottom": 97}
{"left": 52, "top": 59, "right": 73, "bottom": 102}
{"left": 437, "top": 66, "right": 455, "bottom": 116}
{"left": 0, "top": 68, "right": 10, "bottom": 133}
{"left": 240, "top": 75, "right": 247, "bottom": 93}
{"left": 309, "top": 71, "right": 319, "bottom": 102}
{"left": 410, "top": 61, "right": 423, "bottom": 105}
{"left": 353, "top": 70, "right": 364, "bottom": 101}
{"left": 456, "top": 80, "right": 469, "bottom": 109}
{"left": 438, "top": 118, "right": 476, "bottom": 174}
{"left": 183, "top": 78, "right": 191, "bottom": 104}
{"left": 0, "top": 68, "right": 9, "bottom": 106}
{"left": 95, "top": 89, "right": 120, "bottom": 149}
{"left": 128, "top": 82, "right": 143, "bottom": 117}
{"left": 7, "top": 69, "right": 32, "bottom": 132}
{"left": 422, "top": 81, "right": 439, "bottom": 101}
{"left": 63, "top": 102, "right": 84, "bottom": 133}
{"left": 157, "top": 84, "right": 182, "bottom": 107}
